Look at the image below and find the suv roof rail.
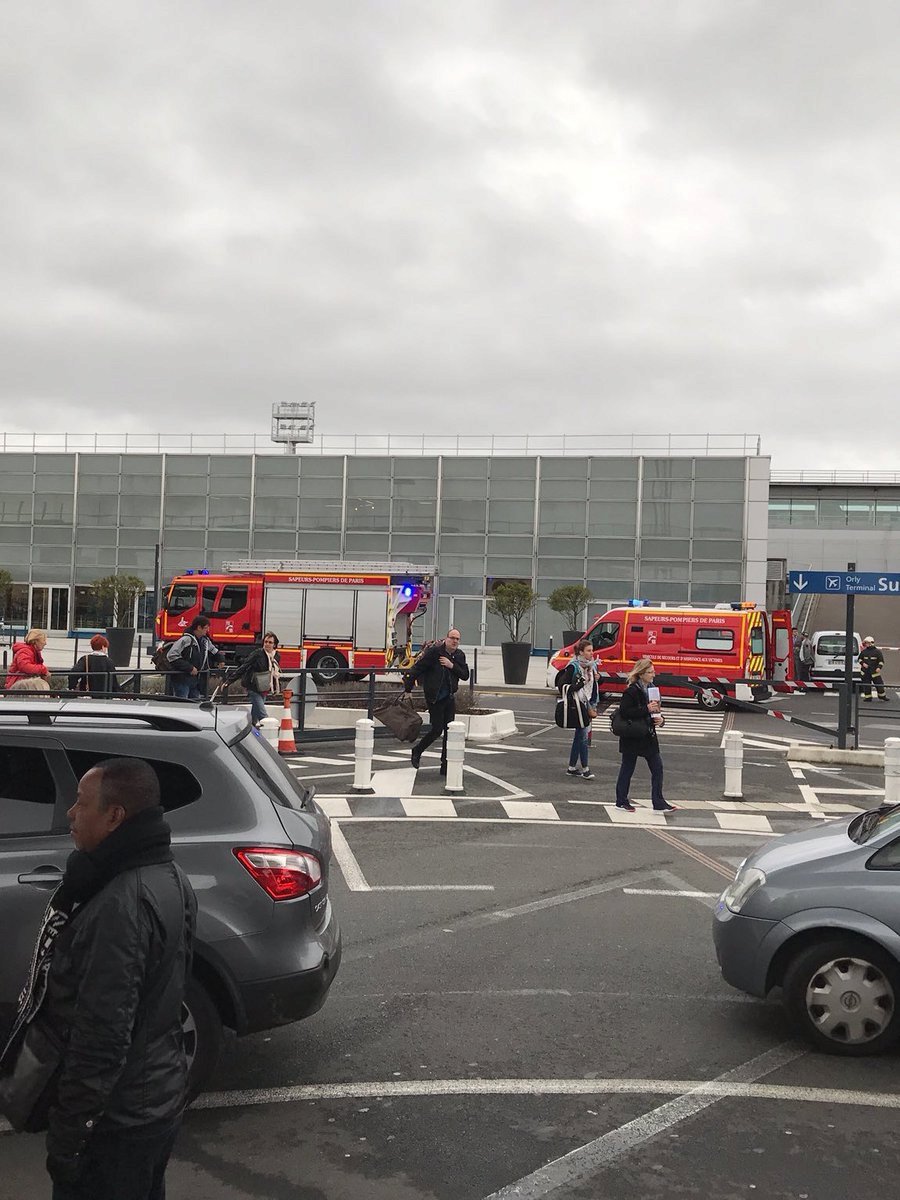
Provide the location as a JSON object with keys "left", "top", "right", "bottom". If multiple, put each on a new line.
{"left": 0, "top": 702, "right": 219, "bottom": 732}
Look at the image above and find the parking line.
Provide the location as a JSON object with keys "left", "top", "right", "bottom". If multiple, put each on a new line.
{"left": 329, "top": 820, "right": 370, "bottom": 891}
{"left": 623, "top": 889, "right": 717, "bottom": 898}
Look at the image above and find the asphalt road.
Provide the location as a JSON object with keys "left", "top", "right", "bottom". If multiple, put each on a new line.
{"left": 3, "top": 692, "right": 899, "bottom": 1199}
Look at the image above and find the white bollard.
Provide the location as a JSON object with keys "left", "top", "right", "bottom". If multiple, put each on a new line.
{"left": 351, "top": 718, "right": 376, "bottom": 794}
{"left": 723, "top": 730, "right": 744, "bottom": 799}
{"left": 443, "top": 721, "right": 466, "bottom": 794}
{"left": 260, "top": 716, "right": 280, "bottom": 749}
{"left": 885, "top": 738, "right": 900, "bottom": 805}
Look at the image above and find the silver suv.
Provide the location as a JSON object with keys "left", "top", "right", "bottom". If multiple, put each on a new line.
{"left": 0, "top": 698, "right": 341, "bottom": 1095}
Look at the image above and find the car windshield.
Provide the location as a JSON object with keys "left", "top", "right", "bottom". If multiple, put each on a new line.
{"left": 848, "top": 804, "right": 900, "bottom": 845}
{"left": 817, "top": 636, "right": 854, "bottom": 656}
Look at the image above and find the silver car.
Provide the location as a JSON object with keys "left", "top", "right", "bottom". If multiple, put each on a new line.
{"left": 714, "top": 804, "right": 900, "bottom": 1055}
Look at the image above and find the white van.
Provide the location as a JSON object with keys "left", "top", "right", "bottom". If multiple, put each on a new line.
{"left": 810, "top": 630, "right": 862, "bottom": 679}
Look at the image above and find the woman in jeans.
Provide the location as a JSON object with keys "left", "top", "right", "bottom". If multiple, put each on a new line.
{"left": 615, "top": 658, "right": 677, "bottom": 813}
{"left": 227, "top": 631, "right": 281, "bottom": 726}
{"left": 556, "top": 638, "right": 598, "bottom": 780}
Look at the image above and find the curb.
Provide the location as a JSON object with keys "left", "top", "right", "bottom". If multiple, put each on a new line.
{"left": 787, "top": 745, "right": 884, "bottom": 767}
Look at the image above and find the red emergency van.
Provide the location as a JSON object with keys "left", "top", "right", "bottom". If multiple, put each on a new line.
{"left": 154, "top": 559, "right": 434, "bottom": 683}
{"left": 548, "top": 602, "right": 794, "bottom": 709}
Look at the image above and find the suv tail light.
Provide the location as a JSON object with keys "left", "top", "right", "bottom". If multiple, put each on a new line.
{"left": 234, "top": 847, "right": 322, "bottom": 900}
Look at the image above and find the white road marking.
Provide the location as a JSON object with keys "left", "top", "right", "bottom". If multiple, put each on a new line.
{"left": 287, "top": 755, "right": 350, "bottom": 766}
{"left": 370, "top": 767, "right": 417, "bottom": 797}
{"left": 623, "top": 888, "right": 717, "bottom": 898}
{"left": 401, "top": 796, "right": 457, "bottom": 817}
{"left": 329, "top": 820, "right": 370, "bottom": 891}
{"left": 605, "top": 804, "right": 667, "bottom": 826}
{"left": 464, "top": 762, "right": 533, "bottom": 799}
{"left": 335, "top": 815, "right": 777, "bottom": 837}
{"left": 500, "top": 800, "right": 559, "bottom": 821}
{"left": 371, "top": 885, "right": 496, "bottom": 892}
{"left": 317, "top": 797, "right": 352, "bottom": 817}
{"left": 714, "top": 812, "right": 773, "bottom": 833}
{"left": 480, "top": 1043, "right": 803, "bottom": 1199}
{"left": 798, "top": 781, "right": 828, "bottom": 820}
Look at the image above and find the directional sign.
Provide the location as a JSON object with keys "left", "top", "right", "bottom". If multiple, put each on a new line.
{"left": 789, "top": 571, "right": 900, "bottom": 595}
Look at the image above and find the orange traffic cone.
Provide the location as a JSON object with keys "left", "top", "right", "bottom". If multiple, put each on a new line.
{"left": 277, "top": 689, "right": 297, "bottom": 755}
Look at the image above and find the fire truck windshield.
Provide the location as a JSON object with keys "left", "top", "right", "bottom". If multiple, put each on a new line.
{"left": 167, "top": 584, "right": 197, "bottom": 613}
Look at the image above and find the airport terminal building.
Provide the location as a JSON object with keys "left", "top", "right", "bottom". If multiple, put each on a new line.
{"left": 1, "top": 434, "right": 891, "bottom": 646}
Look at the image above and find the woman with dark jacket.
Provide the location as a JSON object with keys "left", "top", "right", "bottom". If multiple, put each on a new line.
{"left": 68, "top": 634, "right": 120, "bottom": 695}
{"left": 225, "top": 631, "right": 281, "bottom": 726}
{"left": 555, "top": 639, "right": 598, "bottom": 779}
{"left": 615, "top": 657, "right": 677, "bottom": 813}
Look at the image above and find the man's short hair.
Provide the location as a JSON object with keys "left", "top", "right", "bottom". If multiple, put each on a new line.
{"left": 188, "top": 616, "right": 211, "bottom": 633}
{"left": 96, "top": 757, "right": 161, "bottom": 815}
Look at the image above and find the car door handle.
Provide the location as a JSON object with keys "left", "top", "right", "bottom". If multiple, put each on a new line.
{"left": 18, "top": 869, "right": 64, "bottom": 887}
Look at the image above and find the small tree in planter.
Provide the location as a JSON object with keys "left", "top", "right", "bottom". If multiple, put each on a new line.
{"left": 487, "top": 581, "right": 537, "bottom": 685}
{"left": 90, "top": 574, "right": 147, "bottom": 666}
{"left": 547, "top": 584, "right": 593, "bottom": 648}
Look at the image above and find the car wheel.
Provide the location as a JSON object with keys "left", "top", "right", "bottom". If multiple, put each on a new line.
{"left": 308, "top": 649, "right": 347, "bottom": 686}
{"left": 783, "top": 939, "right": 900, "bottom": 1056}
{"left": 183, "top": 977, "right": 224, "bottom": 1101}
{"left": 696, "top": 688, "right": 725, "bottom": 711}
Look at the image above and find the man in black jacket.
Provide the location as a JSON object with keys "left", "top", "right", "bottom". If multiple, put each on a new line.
{"left": 42, "top": 757, "right": 197, "bottom": 1199}
{"left": 404, "top": 629, "right": 469, "bottom": 774}
{"left": 859, "top": 635, "right": 888, "bottom": 700}
{"left": 165, "top": 615, "right": 223, "bottom": 700}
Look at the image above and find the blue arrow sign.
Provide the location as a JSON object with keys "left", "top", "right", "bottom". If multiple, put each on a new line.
{"left": 789, "top": 571, "right": 900, "bottom": 595}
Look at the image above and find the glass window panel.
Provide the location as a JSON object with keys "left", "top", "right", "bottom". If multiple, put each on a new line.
{"left": 31, "top": 526, "right": 72, "bottom": 546}
{"left": 32, "top": 545, "right": 73, "bottom": 566}
{"left": 487, "top": 535, "right": 533, "bottom": 554}
{"left": 166, "top": 455, "right": 209, "bottom": 475}
{"left": 298, "top": 475, "right": 343, "bottom": 499}
{"left": 391, "top": 498, "right": 437, "bottom": 531}
{"left": 117, "top": 548, "right": 156, "bottom": 569}
{"left": 640, "top": 582, "right": 690, "bottom": 602}
{"left": 0, "top": 525, "right": 30, "bottom": 543}
{"left": 443, "top": 477, "right": 487, "bottom": 500}
{"left": 587, "top": 558, "right": 637, "bottom": 579}
{"left": 75, "top": 526, "right": 118, "bottom": 546}
{"left": 846, "top": 502, "right": 875, "bottom": 529}
{"left": 693, "top": 457, "right": 746, "bottom": 481}
{"left": 164, "top": 496, "right": 207, "bottom": 527}
{"left": 691, "top": 563, "right": 742, "bottom": 584}
{"left": 207, "top": 531, "right": 250, "bottom": 550}
{"left": 488, "top": 501, "right": 534, "bottom": 536}
{"left": 490, "top": 458, "right": 535, "bottom": 480}
{"left": 641, "top": 480, "right": 693, "bottom": 502}
{"left": 209, "top": 455, "right": 251, "bottom": 477}
{"left": 346, "top": 457, "right": 388, "bottom": 479}
{"left": 345, "top": 533, "right": 389, "bottom": 553}
{"left": 540, "top": 457, "right": 587, "bottom": 480}
{"left": 254, "top": 455, "right": 301, "bottom": 476}
{"left": 440, "top": 534, "right": 487, "bottom": 553}
{"left": 589, "top": 457, "right": 639, "bottom": 480}
{"left": 0, "top": 454, "right": 34, "bottom": 471}
{"left": 787, "top": 501, "right": 817, "bottom": 528}
{"left": 440, "top": 576, "right": 485, "bottom": 594}
{"left": 643, "top": 457, "right": 692, "bottom": 480}
{"left": 537, "top": 558, "right": 585, "bottom": 578}
{"left": 210, "top": 477, "right": 252, "bottom": 497}
{"left": 692, "top": 503, "right": 744, "bottom": 537}
{"left": 588, "top": 502, "right": 637, "bottom": 538}
{"left": 538, "top": 537, "right": 584, "bottom": 555}
{"left": 118, "top": 528, "right": 158, "bottom": 547}
{"left": 440, "top": 555, "right": 486, "bottom": 573}
{"left": 255, "top": 474, "right": 300, "bottom": 498}
{"left": 390, "top": 534, "right": 436, "bottom": 556}
{"left": 589, "top": 478, "right": 638, "bottom": 501}
{"left": 347, "top": 476, "right": 391, "bottom": 499}
{"left": 539, "top": 502, "right": 587, "bottom": 536}
{"left": 488, "top": 477, "right": 535, "bottom": 500}
{"left": 0, "top": 496, "right": 33, "bottom": 524}
{"left": 76, "top": 494, "right": 117, "bottom": 524}
{"left": 77, "top": 473, "right": 118, "bottom": 491}
{"left": 252, "top": 532, "right": 298, "bottom": 553}
{"left": 164, "top": 530, "right": 206, "bottom": 548}
{"left": 440, "top": 500, "right": 487, "bottom": 534}
{"left": 119, "top": 495, "right": 160, "bottom": 526}
{"left": 298, "top": 498, "right": 342, "bottom": 530}
{"left": 875, "top": 503, "right": 900, "bottom": 530}
{"left": 693, "top": 481, "right": 745, "bottom": 502}
{"left": 298, "top": 456, "right": 344, "bottom": 477}
{"left": 254, "top": 497, "right": 298, "bottom": 529}
{"left": 33, "top": 472, "right": 75, "bottom": 490}
{"left": 586, "top": 579, "right": 635, "bottom": 598}
{"left": 693, "top": 539, "right": 743, "bottom": 560}
{"left": 691, "top": 583, "right": 742, "bottom": 604}
{"left": 394, "top": 477, "right": 436, "bottom": 499}
{"left": 0, "top": 544, "right": 31, "bottom": 566}
{"left": 165, "top": 474, "right": 208, "bottom": 496}
{"left": 768, "top": 502, "right": 791, "bottom": 528}
{"left": 120, "top": 473, "right": 161, "bottom": 495}
{"left": 33, "top": 494, "right": 73, "bottom": 523}
{"left": 485, "top": 556, "right": 533, "bottom": 575}
{"left": 539, "top": 478, "right": 586, "bottom": 501}
{"left": 638, "top": 560, "right": 690, "bottom": 583}
{"left": 392, "top": 457, "right": 438, "bottom": 479}
{"left": 640, "top": 502, "right": 692, "bottom": 538}
{"left": 440, "top": 457, "right": 489, "bottom": 479}
{"left": 124, "top": 455, "right": 163, "bottom": 475}
{"left": 346, "top": 497, "right": 390, "bottom": 531}
{"left": 296, "top": 532, "right": 342, "bottom": 554}
{"left": 641, "top": 538, "right": 689, "bottom": 559}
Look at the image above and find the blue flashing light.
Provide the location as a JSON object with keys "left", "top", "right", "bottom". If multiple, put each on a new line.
{"left": 185, "top": 570, "right": 195, "bottom": 576}
{"left": 199, "top": 569, "right": 210, "bottom": 575}
{"left": 628, "top": 597, "right": 649, "bottom": 607}
{"left": 400, "top": 585, "right": 414, "bottom": 598}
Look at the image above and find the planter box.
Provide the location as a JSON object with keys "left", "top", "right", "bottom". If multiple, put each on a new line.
{"left": 309, "top": 706, "right": 517, "bottom": 742}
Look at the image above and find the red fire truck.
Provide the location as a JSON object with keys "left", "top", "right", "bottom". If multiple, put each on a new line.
{"left": 154, "top": 560, "right": 435, "bottom": 683}
{"left": 548, "top": 600, "right": 794, "bottom": 709}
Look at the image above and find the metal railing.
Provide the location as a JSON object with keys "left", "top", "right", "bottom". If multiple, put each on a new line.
{"left": 0, "top": 432, "right": 763, "bottom": 457}
{"left": 771, "top": 470, "right": 900, "bottom": 484}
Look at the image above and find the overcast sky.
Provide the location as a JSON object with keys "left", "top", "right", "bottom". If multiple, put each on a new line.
{"left": 2, "top": 1, "right": 899, "bottom": 470}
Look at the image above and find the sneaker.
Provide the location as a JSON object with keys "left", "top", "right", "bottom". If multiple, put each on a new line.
{"left": 411, "top": 748, "right": 422, "bottom": 769}
{"left": 616, "top": 802, "right": 636, "bottom": 812}
{"left": 654, "top": 803, "right": 678, "bottom": 813}
{"left": 566, "top": 766, "right": 580, "bottom": 776}
{"left": 879, "top": 696, "right": 890, "bottom": 702}
{"left": 581, "top": 769, "right": 595, "bottom": 780}
{"left": 862, "top": 696, "right": 873, "bottom": 702}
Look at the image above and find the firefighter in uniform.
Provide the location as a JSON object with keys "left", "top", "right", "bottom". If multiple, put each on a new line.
{"left": 858, "top": 635, "right": 888, "bottom": 701}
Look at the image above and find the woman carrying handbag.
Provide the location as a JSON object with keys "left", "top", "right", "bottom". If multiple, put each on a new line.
{"left": 613, "top": 657, "right": 677, "bottom": 813}
{"left": 226, "top": 631, "right": 281, "bottom": 727}
{"left": 555, "top": 638, "right": 599, "bottom": 780}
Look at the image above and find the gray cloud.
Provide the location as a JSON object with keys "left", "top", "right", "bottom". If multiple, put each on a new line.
{"left": 1, "top": 0, "right": 899, "bottom": 468}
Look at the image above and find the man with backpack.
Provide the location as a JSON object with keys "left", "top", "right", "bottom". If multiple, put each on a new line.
{"left": 404, "top": 629, "right": 469, "bottom": 775}
{"left": 165, "top": 616, "right": 224, "bottom": 700}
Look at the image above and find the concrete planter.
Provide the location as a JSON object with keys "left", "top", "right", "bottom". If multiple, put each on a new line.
{"left": 309, "top": 706, "right": 517, "bottom": 742}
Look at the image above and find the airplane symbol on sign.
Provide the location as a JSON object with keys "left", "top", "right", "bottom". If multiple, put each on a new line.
{"left": 825, "top": 576, "right": 841, "bottom": 590}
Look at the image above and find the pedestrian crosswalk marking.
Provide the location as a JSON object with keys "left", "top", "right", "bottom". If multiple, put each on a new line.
{"left": 714, "top": 812, "right": 773, "bottom": 833}
{"left": 500, "top": 800, "right": 559, "bottom": 821}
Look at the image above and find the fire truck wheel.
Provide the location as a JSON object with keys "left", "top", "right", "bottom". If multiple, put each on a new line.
{"left": 696, "top": 688, "right": 726, "bottom": 712}
{"left": 308, "top": 649, "right": 348, "bottom": 686}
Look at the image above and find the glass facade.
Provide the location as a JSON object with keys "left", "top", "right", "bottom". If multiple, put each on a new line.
{"left": 768, "top": 491, "right": 900, "bottom": 529}
{"left": 0, "top": 452, "right": 754, "bottom": 641}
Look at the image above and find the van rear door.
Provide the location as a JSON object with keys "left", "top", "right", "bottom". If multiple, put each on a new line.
{"left": 769, "top": 610, "right": 793, "bottom": 682}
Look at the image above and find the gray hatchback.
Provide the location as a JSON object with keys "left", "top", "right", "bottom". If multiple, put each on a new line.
{"left": 0, "top": 698, "right": 341, "bottom": 1095}
{"left": 714, "top": 804, "right": 900, "bottom": 1055}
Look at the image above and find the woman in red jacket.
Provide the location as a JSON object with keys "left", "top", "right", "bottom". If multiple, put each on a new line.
{"left": 4, "top": 628, "right": 50, "bottom": 689}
